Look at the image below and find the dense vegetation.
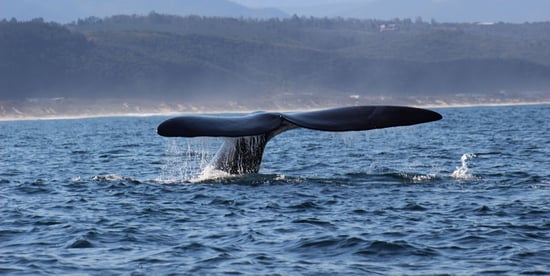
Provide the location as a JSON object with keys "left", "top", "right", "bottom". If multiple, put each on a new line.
{"left": 2, "top": 14, "right": 550, "bottom": 103}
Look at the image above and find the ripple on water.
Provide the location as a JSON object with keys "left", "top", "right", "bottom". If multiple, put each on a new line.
{"left": 66, "top": 239, "right": 94, "bottom": 249}
{"left": 292, "top": 218, "right": 335, "bottom": 228}
{"left": 355, "top": 240, "right": 439, "bottom": 258}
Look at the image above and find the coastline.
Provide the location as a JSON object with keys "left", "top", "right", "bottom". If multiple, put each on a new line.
{"left": 1, "top": 97, "right": 549, "bottom": 122}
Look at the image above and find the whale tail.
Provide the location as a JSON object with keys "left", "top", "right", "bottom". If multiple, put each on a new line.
{"left": 158, "top": 106, "right": 442, "bottom": 175}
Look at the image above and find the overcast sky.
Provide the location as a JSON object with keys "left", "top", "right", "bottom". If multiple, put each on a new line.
{"left": 231, "top": 0, "right": 371, "bottom": 8}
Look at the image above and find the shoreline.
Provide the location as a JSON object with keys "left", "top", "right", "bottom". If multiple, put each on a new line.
{"left": 1, "top": 100, "right": 549, "bottom": 122}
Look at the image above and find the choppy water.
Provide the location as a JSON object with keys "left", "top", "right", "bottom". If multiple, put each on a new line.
{"left": 1, "top": 104, "right": 549, "bottom": 275}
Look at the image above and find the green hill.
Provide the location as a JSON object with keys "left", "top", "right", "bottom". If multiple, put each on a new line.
{"left": 1, "top": 15, "right": 550, "bottom": 111}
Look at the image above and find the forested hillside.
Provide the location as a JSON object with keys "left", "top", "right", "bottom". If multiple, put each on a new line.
{"left": 1, "top": 14, "right": 550, "bottom": 116}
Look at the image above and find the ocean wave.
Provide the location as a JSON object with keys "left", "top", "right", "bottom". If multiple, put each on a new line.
{"left": 355, "top": 240, "right": 439, "bottom": 257}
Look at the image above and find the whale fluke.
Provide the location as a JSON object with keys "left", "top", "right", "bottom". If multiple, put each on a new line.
{"left": 157, "top": 106, "right": 442, "bottom": 174}
{"left": 157, "top": 112, "right": 284, "bottom": 137}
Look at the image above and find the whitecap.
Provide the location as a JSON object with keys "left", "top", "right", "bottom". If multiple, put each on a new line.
{"left": 412, "top": 173, "right": 437, "bottom": 183}
{"left": 92, "top": 174, "right": 126, "bottom": 182}
{"left": 91, "top": 174, "right": 141, "bottom": 183}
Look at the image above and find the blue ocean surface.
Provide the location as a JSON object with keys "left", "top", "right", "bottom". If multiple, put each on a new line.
{"left": 1, "top": 104, "right": 549, "bottom": 275}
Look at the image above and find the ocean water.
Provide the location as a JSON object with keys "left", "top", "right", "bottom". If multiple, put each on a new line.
{"left": 1, "top": 104, "right": 549, "bottom": 275}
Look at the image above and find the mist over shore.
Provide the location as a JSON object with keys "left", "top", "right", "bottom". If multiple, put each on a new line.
{"left": 1, "top": 95, "right": 548, "bottom": 121}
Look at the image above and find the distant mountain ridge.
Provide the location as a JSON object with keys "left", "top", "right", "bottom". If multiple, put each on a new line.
{"left": 4, "top": 0, "right": 550, "bottom": 24}
{"left": 234, "top": 0, "right": 550, "bottom": 23}
{"left": 2, "top": 15, "right": 550, "bottom": 106}
{"left": 0, "top": 0, "right": 288, "bottom": 23}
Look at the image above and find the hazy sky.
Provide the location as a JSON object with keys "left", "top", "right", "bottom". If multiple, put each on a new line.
{"left": 231, "top": 0, "right": 372, "bottom": 8}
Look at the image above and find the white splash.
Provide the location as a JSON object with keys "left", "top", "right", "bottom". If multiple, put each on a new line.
{"left": 412, "top": 173, "right": 437, "bottom": 183}
{"left": 451, "top": 153, "right": 477, "bottom": 179}
{"left": 91, "top": 174, "right": 140, "bottom": 183}
{"left": 157, "top": 139, "right": 217, "bottom": 183}
{"left": 189, "top": 165, "right": 233, "bottom": 183}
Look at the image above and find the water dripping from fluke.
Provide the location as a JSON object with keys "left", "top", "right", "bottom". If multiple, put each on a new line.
{"left": 157, "top": 138, "right": 219, "bottom": 183}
